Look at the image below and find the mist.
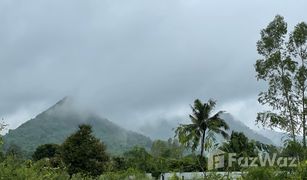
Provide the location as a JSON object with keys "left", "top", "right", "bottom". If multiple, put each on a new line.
{"left": 1, "top": 0, "right": 307, "bottom": 132}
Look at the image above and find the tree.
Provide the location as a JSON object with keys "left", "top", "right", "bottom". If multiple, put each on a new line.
{"left": 32, "top": 144, "right": 60, "bottom": 161}
{"left": 108, "top": 156, "right": 127, "bottom": 171}
{"left": 175, "top": 99, "right": 229, "bottom": 158}
{"left": 288, "top": 22, "right": 307, "bottom": 147}
{"left": 151, "top": 138, "right": 184, "bottom": 159}
{"left": 221, "top": 131, "right": 256, "bottom": 156}
{"left": 221, "top": 132, "right": 254, "bottom": 171}
{"left": 255, "top": 15, "right": 307, "bottom": 146}
{"left": 0, "top": 120, "right": 7, "bottom": 147}
{"left": 151, "top": 140, "right": 169, "bottom": 158}
{"left": 282, "top": 140, "right": 306, "bottom": 161}
{"left": 123, "top": 146, "right": 153, "bottom": 172}
{"left": 61, "top": 124, "right": 109, "bottom": 176}
{"left": 221, "top": 132, "right": 248, "bottom": 154}
{"left": 0, "top": 121, "right": 7, "bottom": 161}
{"left": 167, "top": 138, "right": 185, "bottom": 159}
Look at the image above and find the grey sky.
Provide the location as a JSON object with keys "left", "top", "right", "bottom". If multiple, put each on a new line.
{"left": 1, "top": 0, "right": 307, "bottom": 132}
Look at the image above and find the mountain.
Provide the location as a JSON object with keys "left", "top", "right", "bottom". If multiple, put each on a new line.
{"left": 3, "top": 97, "right": 152, "bottom": 155}
{"left": 221, "top": 114, "right": 274, "bottom": 145}
{"left": 139, "top": 113, "right": 274, "bottom": 145}
{"left": 256, "top": 129, "right": 304, "bottom": 147}
{"left": 256, "top": 129, "right": 287, "bottom": 146}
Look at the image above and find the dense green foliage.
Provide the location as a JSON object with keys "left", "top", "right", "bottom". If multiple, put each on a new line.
{"left": 1, "top": 110, "right": 307, "bottom": 179}
{"left": 123, "top": 146, "right": 152, "bottom": 172}
{"left": 220, "top": 131, "right": 277, "bottom": 157}
{"left": 61, "top": 124, "right": 109, "bottom": 176}
{"left": 0, "top": 157, "right": 306, "bottom": 179}
{"left": 32, "top": 144, "right": 60, "bottom": 161}
{"left": 0, "top": 157, "right": 152, "bottom": 180}
{"left": 281, "top": 140, "right": 307, "bottom": 160}
{"left": 243, "top": 161, "right": 307, "bottom": 180}
{"left": 243, "top": 167, "right": 286, "bottom": 180}
{"left": 221, "top": 131, "right": 255, "bottom": 156}
{"left": 151, "top": 138, "right": 184, "bottom": 159}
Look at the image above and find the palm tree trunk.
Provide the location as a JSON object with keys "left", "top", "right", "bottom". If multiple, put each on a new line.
{"left": 200, "top": 131, "right": 206, "bottom": 158}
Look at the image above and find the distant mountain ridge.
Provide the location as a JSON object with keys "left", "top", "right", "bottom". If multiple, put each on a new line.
{"left": 3, "top": 97, "right": 152, "bottom": 155}
{"left": 221, "top": 114, "right": 274, "bottom": 145}
{"left": 139, "top": 113, "right": 275, "bottom": 145}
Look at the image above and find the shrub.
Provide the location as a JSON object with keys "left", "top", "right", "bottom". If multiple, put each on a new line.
{"left": 169, "top": 173, "right": 180, "bottom": 180}
{"left": 242, "top": 167, "right": 294, "bottom": 180}
{"left": 290, "top": 160, "right": 307, "bottom": 179}
{"left": 0, "top": 156, "right": 69, "bottom": 179}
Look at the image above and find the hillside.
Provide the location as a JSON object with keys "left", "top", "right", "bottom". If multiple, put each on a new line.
{"left": 221, "top": 114, "right": 274, "bottom": 145}
{"left": 3, "top": 98, "right": 152, "bottom": 155}
{"left": 139, "top": 113, "right": 274, "bottom": 145}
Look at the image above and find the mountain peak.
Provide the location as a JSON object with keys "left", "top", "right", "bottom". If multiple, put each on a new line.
{"left": 54, "top": 96, "right": 73, "bottom": 106}
{"left": 3, "top": 98, "right": 152, "bottom": 155}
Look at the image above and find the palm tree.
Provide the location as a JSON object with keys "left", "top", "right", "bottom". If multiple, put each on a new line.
{"left": 175, "top": 99, "right": 229, "bottom": 158}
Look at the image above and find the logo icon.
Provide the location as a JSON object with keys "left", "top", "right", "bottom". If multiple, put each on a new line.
{"left": 208, "top": 149, "right": 225, "bottom": 170}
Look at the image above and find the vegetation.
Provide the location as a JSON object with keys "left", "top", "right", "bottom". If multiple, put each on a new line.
{"left": 255, "top": 15, "right": 307, "bottom": 146}
{"left": 221, "top": 131, "right": 256, "bottom": 156}
{"left": 32, "top": 144, "right": 60, "bottom": 161}
{"left": 0, "top": 15, "right": 307, "bottom": 179}
{"left": 151, "top": 138, "right": 184, "bottom": 159}
{"left": 1, "top": 110, "right": 307, "bottom": 179}
{"left": 61, "top": 124, "right": 109, "bottom": 176}
{"left": 0, "top": 121, "right": 6, "bottom": 161}
{"left": 123, "top": 146, "right": 152, "bottom": 173}
{"left": 0, "top": 122, "right": 205, "bottom": 179}
{"left": 175, "top": 99, "right": 229, "bottom": 158}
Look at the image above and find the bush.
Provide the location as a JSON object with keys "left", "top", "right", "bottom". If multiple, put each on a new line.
{"left": 290, "top": 160, "right": 307, "bottom": 179}
{"left": 242, "top": 167, "right": 294, "bottom": 180}
{"left": 123, "top": 146, "right": 153, "bottom": 172}
{"left": 0, "top": 156, "right": 69, "bottom": 179}
{"left": 282, "top": 141, "right": 305, "bottom": 161}
{"left": 169, "top": 173, "right": 180, "bottom": 180}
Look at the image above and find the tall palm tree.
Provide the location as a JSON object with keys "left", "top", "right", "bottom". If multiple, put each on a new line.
{"left": 175, "top": 99, "right": 229, "bottom": 158}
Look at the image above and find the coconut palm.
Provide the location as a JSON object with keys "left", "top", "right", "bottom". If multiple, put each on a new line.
{"left": 175, "top": 99, "right": 229, "bottom": 158}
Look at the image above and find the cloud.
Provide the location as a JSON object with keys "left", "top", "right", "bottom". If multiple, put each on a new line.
{"left": 1, "top": 0, "right": 307, "bottom": 131}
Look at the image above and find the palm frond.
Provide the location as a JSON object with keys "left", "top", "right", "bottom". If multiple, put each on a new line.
{"left": 209, "top": 127, "right": 229, "bottom": 139}
{"left": 189, "top": 115, "right": 199, "bottom": 125}
{"left": 204, "top": 99, "right": 216, "bottom": 118}
{"left": 174, "top": 123, "right": 201, "bottom": 151}
{"left": 208, "top": 111, "right": 229, "bottom": 130}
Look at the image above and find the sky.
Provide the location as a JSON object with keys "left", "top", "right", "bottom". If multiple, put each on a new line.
{"left": 1, "top": 0, "right": 307, "bottom": 133}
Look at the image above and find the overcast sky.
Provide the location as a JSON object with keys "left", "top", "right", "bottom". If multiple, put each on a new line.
{"left": 1, "top": 0, "right": 307, "bottom": 132}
